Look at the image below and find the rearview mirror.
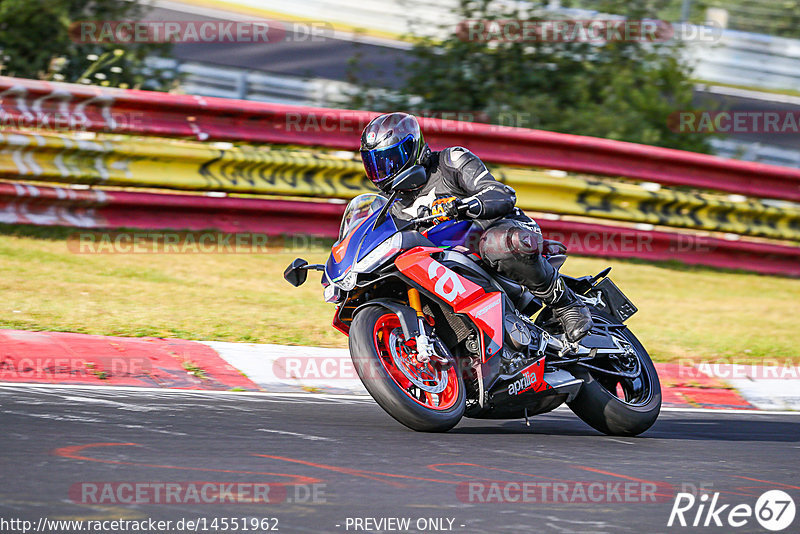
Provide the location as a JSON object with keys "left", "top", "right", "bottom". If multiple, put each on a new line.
{"left": 283, "top": 258, "right": 309, "bottom": 287}
{"left": 391, "top": 165, "right": 427, "bottom": 191}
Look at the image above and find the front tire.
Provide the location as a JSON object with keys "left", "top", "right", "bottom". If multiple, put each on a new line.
{"left": 349, "top": 306, "right": 465, "bottom": 432}
{"left": 567, "top": 312, "right": 661, "bottom": 436}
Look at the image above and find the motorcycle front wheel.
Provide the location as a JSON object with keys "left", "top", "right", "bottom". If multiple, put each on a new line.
{"left": 349, "top": 306, "right": 465, "bottom": 432}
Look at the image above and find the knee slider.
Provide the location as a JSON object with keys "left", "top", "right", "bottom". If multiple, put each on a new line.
{"left": 507, "top": 226, "right": 542, "bottom": 257}
{"left": 479, "top": 225, "right": 514, "bottom": 264}
{"left": 479, "top": 223, "right": 542, "bottom": 265}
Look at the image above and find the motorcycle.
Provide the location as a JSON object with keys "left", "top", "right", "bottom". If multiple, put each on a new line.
{"left": 284, "top": 165, "right": 661, "bottom": 434}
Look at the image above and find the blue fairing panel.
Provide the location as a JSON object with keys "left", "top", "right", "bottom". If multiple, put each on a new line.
{"left": 325, "top": 209, "right": 399, "bottom": 282}
{"left": 426, "top": 220, "right": 483, "bottom": 250}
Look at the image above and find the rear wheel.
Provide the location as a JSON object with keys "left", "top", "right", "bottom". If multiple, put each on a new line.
{"left": 567, "top": 312, "right": 661, "bottom": 436}
{"left": 349, "top": 306, "right": 465, "bottom": 432}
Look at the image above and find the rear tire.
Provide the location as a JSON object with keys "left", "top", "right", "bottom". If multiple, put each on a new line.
{"left": 349, "top": 306, "right": 465, "bottom": 432}
{"left": 567, "top": 312, "right": 661, "bottom": 436}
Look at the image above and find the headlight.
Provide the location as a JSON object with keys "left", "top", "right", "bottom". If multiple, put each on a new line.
{"left": 353, "top": 234, "right": 402, "bottom": 274}
{"left": 335, "top": 270, "right": 357, "bottom": 291}
{"left": 323, "top": 283, "right": 340, "bottom": 303}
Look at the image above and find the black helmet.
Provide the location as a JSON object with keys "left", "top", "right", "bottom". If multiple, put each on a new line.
{"left": 360, "top": 112, "right": 426, "bottom": 192}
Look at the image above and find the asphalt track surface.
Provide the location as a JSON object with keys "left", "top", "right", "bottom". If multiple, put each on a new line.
{"left": 1, "top": 383, "right": 798, "bottom": 534}
{"left": 147, "top": 6, "right": 410, "bottom": 84}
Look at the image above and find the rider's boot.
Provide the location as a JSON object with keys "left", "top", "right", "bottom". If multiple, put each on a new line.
{"left": 478, "top": 220, "right": 593, "bottom": 342}
{"left": 531, "top": 271, "right": 594, "bottom": 343}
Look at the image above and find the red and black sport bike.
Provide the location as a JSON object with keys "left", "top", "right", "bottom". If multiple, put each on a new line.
{"left": 284, "top": 166, "right": 661, "bottom": 434}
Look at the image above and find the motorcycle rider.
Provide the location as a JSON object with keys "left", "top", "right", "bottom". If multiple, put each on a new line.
{"left": 359, "top": 112, "right": 593, "bottom": 342}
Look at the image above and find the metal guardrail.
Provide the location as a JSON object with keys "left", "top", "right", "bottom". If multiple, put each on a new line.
{"left": 686, "top": 29, "right": 800, "bottom": 92}
{"left": 2, "top": 129, "right": 799, "bottom": 241}
{"left": 222, "top": 0, "right": 460, "bottom": 39}
{"left": 5, "top": 179, "right": 800, "bottom": 276}
{"left": 149, "top": 58, "right": 800, "bottom": 169}
{"left": 710, "top": 139, "right": 800, "bottom": 168}
{"left": 148, "top": 56, "right": 800, "bottom": 169}
{"left": 223, "top": 0, "right": 800, "bottom": 92}
{"left": 1, "top": 68, "right": 799, "bottom": 275}
{"left": 3, "top": 75, "right": 800, "bottom": 200}
{"left": 148, "top": 58, "right": 354, "bottom": 107}
{"left": 3, "top": 177, "right": 798, "bottom": 276}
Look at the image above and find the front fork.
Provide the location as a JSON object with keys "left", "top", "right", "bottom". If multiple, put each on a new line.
{"left": 407, "top": 287, "right": 434, "bottom": 364}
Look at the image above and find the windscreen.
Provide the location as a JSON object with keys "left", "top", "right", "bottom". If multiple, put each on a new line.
{"left": 337, "top": 193, "right": 387, "bottom": 241}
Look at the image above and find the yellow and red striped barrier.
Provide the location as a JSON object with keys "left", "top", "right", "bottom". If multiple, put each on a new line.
{"left": 2, "top": 180, "right": 799, "bottom": 277}
{"left": 2, "top": 130, "right": 799, "bottom": 242}
{"left": 2, "top": 75, "right": 800, "bottom": 202}
{"left": 1, "top": 76, "right": 800, "bottom": 276}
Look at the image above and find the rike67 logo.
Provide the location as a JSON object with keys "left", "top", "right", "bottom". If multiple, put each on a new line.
{"left": 668, "top": 490, "right": 796, "bottom": 531}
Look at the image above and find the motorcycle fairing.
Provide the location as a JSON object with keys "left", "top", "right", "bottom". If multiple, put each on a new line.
{"left": 457, "top": 293, "right": 503, "bottom": 360}
{"left": 332, "top": 305, "right": 350, "bottom": 335}
{"left": 497, "top": 357, "right": 550, "bottom": 396}
{"left": 424, "top": 219, "right": 484, "bottom": 250}
{"left": 395, "top": 247, "right": 503, "bottom": 361}
{"left": 325, "top": 208, "right": 398, "bottom": 283}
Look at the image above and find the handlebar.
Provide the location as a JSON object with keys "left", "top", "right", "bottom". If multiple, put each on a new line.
{"left": 409, "top": 203, "right": 470, "bottom": 227}
{"left": 412, "top": 212, "right": 448, "bottom": 225}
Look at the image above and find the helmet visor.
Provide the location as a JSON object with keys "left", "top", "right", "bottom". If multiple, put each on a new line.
{"left": 361, "top": 134, "right": 415, "bottom": 185}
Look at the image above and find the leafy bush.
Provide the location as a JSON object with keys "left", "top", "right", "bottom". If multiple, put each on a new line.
{"left": 350, "top": 0, "right": 714, "bottom": 153}
{"left": 0, "top": 0, "right": 174, "bottom": 90}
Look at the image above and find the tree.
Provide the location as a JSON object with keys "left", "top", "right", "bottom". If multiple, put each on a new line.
{"left": 350, "top": 0, "right": 714, "bottom": 153}
{"left": 0, "top": 0, "right": 174, "bottom": 90}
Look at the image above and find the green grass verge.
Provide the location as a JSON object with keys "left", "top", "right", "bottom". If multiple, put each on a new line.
{"left": 1, "top": 224, "right": 799, "bottom": 365}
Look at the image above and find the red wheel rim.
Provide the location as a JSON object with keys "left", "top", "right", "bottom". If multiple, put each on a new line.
{"left": 372, "top": 313, "right": 459, "bottom": 411}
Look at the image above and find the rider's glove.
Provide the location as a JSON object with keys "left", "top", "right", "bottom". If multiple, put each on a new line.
{"left": 429, "top": 196, "right": 462, "bottom": 223}
{"left": 461, "top": 197, "right": 483, "bottom": 218}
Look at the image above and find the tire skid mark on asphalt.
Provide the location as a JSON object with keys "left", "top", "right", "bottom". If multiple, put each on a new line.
{"left": 252, "top": 455, "right": 430, "bottom": 488}
{"left": 499, "top": 445, "right": 795, "bottom": 499}
{"left": 732, "top": 485, "right": 786, "bottom": 497}
{"left": 732, "top": 475, "right": 800, "bottom": 490}
{"left": 570, "top": 465, "right": 661, "bottom": 485}
{"left": 2, "top": 409, "right": 104, "bottom": 423}
{"left": 252, "top": 455, "right": 679, "bottom": 499}
{"left": 569, "top": 465, "right": 675, "bottom": 499}
{"left": 0, "top": 383, "right": 375, "bottom": 403}
{"left": 59, "top": 395, "right": 161, "bottom": 411}
{"left": 55, "top": 442, "right": 792, "bottom": 500}
{"left": 426, "top": 462, "right": 581, "bottom": 484}
{"left": 256, "top": 428, "right": 335, "bottom": 442}
{"left": 53, "top": 443, "right": 322, "bottom": 485}
{"left": 118, "top": 424, "right": 189, "bottom": 436}
{"left": 571, "top": 465, "right": 788, "bottom": 499}
{"left": 2, "top": 383, "right": 799, "bottom": 414}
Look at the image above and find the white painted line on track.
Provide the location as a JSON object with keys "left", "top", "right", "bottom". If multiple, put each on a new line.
{"left": 0, "top": 382, "right": 370, "bottom": 401}
{"left": 1, "top": 382, "right": 799, "bottom": 416}
{"left": 659, "top": 406, "right": 798, "bottom": 415}
{"left": 257, "top": 428, "right": 336, "bottom": 441}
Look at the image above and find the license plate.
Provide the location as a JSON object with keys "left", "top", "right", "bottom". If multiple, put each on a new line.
{"left": 589, "top": 278, "right": 638, "bottom": 322}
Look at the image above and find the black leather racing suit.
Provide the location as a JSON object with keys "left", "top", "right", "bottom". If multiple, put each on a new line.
{"left": 390, "top": 146, "right": 593, "bottom": 341}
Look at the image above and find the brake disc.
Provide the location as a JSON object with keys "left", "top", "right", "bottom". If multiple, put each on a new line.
{"left": 388, "top": 330, "right": 448, "bottom": 394}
